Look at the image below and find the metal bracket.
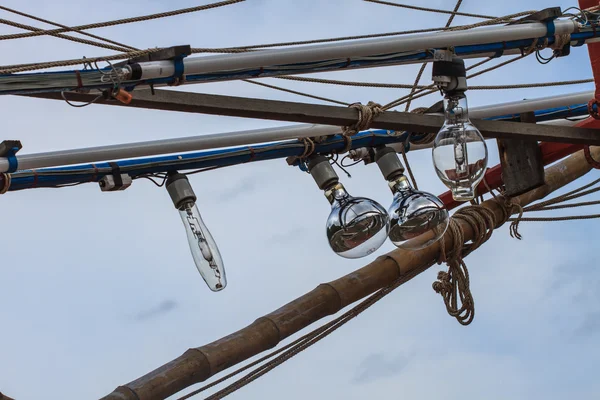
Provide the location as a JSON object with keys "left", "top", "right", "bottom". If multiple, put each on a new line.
{"left": 115, "top": 45, "right": 192, "bottom": 67}
{"left": 509, "top": 7, "right": 562, "bottom": 24}
{"left": 496, "top": 112, "right": 545, "bottom": 197}
{"left": 0, "top": 140, "right": 22, "bottom": 173}
{"left": 99, "top": 174, "right": 132, "bottom": 192}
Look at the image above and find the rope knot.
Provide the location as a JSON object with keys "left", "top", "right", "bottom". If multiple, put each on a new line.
{"left": 432, "top": 271, "right": 451, "bottom": 294}
{"left": 432, "top": 204, "right": 499, "bottom": 326}
{"left": 342, "top": 101, "right": 383, "bottom": 136}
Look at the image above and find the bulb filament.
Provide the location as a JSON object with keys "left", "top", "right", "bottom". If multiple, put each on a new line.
{"left": 185, "top": 205, "right": 223, "bottom": 289}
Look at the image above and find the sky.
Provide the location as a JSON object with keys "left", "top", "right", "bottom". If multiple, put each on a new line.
{"left": 0, "top": 0, "right": 599, "bottom": 399}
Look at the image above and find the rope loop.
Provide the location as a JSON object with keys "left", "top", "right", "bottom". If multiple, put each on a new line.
{"left": 550, "top": 33, "right": 571, "bottom": 51}
{"left": 342, "top": 101, "right": 383, "bottom": 136}
{"left": 432, "top": 204, "right": 498, "bottom": 326}
{"left": 406, "top": 107, "right": 437, "bottom": 145}
{"left": 0, "top": 173, "right": 11, "bottom": 194}
{"left": 334, "top": 135, "right": 353, "bottom": 155}
{"left": 285, "top": 137, "right": 316, "bottom": 167}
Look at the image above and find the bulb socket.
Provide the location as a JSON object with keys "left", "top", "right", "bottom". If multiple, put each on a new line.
{"left": 166, "top": 171, "right": 197, "bottom": 209}
{"left": 307, "top": 155, "right": 339, "bottom": 190}
{"left": 374, "top": 146, "right": 405, "bottom": 181}
{"left": 432, "top": 56, "right": 468, "bottom": 95}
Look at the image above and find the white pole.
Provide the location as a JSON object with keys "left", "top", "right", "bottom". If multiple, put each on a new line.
{"left": 1, "top": 90, "right": 592, "bottom": 173}
{"left": 0, "top": 124, "right": 340, "bottom": 173}
{"left": 134, "top": 20, "right": 578, "bottom": 80}
{"left": 470, "top": 90, "right": 593, "bottom": 118}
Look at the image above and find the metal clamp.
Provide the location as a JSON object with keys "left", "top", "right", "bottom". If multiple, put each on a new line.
{"left": 0, "top": 140, "right": 22, "bottom": 173}
{"left": 99, "top": 162, "right": 132, "bottom": 191}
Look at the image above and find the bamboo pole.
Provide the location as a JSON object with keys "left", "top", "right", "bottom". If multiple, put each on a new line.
{"left": 101, "top": 147, "right": 600, "bottom": 400}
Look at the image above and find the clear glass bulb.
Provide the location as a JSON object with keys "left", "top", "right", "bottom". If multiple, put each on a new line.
{"left": 432, "top": 93, "right": 488, "bottom": 201}
{"left": 325, "top": 183, "right": 390, "bottom": 259}
{"left": 179, "top": 201, "right": 226, "bottom": 291}
{"left": 387, "top": 176, "right": 449, "bottom": 250}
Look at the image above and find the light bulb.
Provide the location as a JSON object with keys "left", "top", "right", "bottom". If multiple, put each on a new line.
{"left": 432, "top": 93, "right": 488, "bottom": 201}
{"left": 373, "top": 145, "right": 448, "bottom": 250}
{"left": 166, "top": 172, "right": 226, "bottom": 292}
{"left": 307, "top": 155, "right": 389, "bottom": 259}
{"left": 324, "top": 183, "right": 390, "bottom": 259}
{"left": 387, "top": 176, "right": 449, "bottom": 250}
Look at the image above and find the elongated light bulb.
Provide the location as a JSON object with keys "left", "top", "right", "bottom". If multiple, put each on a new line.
{"left": 166, "top": 172, "right": 226, "bottom": 292}
{"left": 179, "top": 201, "right": 226, "bottom": 291}
{"left": 432, "top": 93, "right": 488, "bottom": 201}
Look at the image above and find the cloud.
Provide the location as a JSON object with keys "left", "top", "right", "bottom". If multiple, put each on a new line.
{"left": 353, "top": 352, "right": 412, "bottom": 384}
{"left": 0, "top": 0, "right": 598, "bottom": 399}
{"left": 133, "top": 299, "right": 178, "bottom": 322}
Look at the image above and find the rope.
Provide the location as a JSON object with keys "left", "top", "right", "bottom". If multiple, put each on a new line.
{"left": 403, "top": 0, "right": 463, "bottom": 112}
{"left": 524, "top": 199, "right": 600, "bottom": 212}
{"left": 375, "top": 0, "right": 462, "bottom": 189}
{"left": 0, "top": 0, "right": 245, "bottom": 41}
{"left": 190, "top": 10, "right": 536, "bottom": 54}
{"left": 509, "top": 177, "right": 600, "bottom": 238}
{"left": 175, "top": 201, "right": 513, "bottom": 398}
{"left": 342, "top": 102, "right": 384, "bottom": 136}
{"left": 0, "top": 8, "right": 536, "bottom": 74}
{"left": 508, "top": 214, "right": 600, "bottom": 222}
{"left": 0, "top": 48, "right": 164, "bottom": 74}
{"left": 400, "top": 144, "right": 419, "bottom": 189}
{"left": 432, "top": 205, "right": 502, "bottom": 326}
{"left": 242, "top": 79, "right": 349, "bottom": 106}
{"left": 0, "top": 18, "right": 132, "bottom": 52}
{"left": 363, "top": 0, "right": 497, "bottom": 19}
{"left": 0, "top": 5, "right": 137, "bottom": 51}
{"left": 382, "top": 56, "right": 495, "bottom": 111}
{"left": 275, "top": 76, "right": 594, "bottom": 90}
{"left": 407, "top": 107, "right": 436, "bottom": 145}
{"left": 550, "top": 33, "right": 572, "bottom": 50}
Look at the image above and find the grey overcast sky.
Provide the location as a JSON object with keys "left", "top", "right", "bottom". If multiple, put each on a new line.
{"left": 1, "top": 0, "right": 599, "bottom": 399}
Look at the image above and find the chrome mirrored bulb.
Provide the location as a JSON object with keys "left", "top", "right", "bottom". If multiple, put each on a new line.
{"left": 325, "top": 183, "right": 390, "bottom": 259}
{"left": 432, "top": 93, "right": 488, "bottom": 201}
{"left": 307, "top": 155, "right": 389, "bottom": 259}
{"left": 387, "top": 176, "right": 449, "bottom": 250}
{"left": 373, "top": 145, "right": 448, "bottom": 250}
{"left": 166, "top": 172, "right": 226, "bottom": 292}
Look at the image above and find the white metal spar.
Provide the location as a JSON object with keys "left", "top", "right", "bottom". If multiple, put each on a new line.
{"left": 0, "top": 90, "right": 593, "bottom": 173}
{"left": 132, "top": 20, "right": 579, "bottom": 80}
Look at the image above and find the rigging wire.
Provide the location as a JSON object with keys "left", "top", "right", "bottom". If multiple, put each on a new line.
{"left": 189, "top": 9, "right": 537, "bottom": 53}
{"left": 0, "top": 17, "right": 132, "bottom": 52}
{"left": 0, "top": 5, "right": 138, "bottom": 51}
{"left": 274, "top": 75, "right": 594, "bottom": 90}
{"left": 0, "top": 0, "right": 246, "bottom": 42}
{"left": 0, "top": 9, "right": 539, "bottom": 74}
{"left": 242, "top": 79, "right": 349, "bottom": 106}
{"left": 363, "top": 0, "right": 497, "bottom": 19}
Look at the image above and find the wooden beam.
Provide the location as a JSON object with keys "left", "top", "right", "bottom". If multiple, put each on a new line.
{"left": 22, "top": 90, "right": 600, "bottom": 145}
